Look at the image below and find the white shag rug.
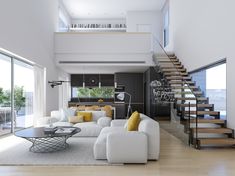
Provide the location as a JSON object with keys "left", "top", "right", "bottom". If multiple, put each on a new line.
{"left": 0, "top": 135, "right": 113, "bottom": 166}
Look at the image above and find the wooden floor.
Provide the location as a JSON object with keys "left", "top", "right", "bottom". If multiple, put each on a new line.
{"left": 1, "top": 128, "right": 235, "bottom": 176}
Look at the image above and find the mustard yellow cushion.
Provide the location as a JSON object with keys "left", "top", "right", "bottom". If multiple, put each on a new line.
{"left": 127, "top": 111, "right": 141, "bottom": 131}
{"left": 77, "top": 112, "right": 92, "bottom": 122}
{"left": 68, "top": 115, "right": 84, "bottom": 124}
{"left": 101, "top": 105, "right": 112, "bottom": 118}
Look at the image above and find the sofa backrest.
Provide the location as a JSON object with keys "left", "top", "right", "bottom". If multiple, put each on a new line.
{"left": 138, "top": 113, "right": 160, "bottom": 160}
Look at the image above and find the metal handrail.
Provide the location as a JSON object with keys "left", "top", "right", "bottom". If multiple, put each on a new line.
{"left": 152, "top": 36, "right": 199, "bottom": 147}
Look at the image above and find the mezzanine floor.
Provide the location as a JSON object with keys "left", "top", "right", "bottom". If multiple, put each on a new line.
{"left": 0, "top": 125, "right": 235, "bottom": 176}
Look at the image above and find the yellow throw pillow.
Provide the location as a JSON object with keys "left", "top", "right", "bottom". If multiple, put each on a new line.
{"left": 68, "top": 115, "right": 84, "bottom": 124}
{"left": 127, "top": 111, "right": 141, "bottom": 131}
{"left": 101, "top": 105, "right": 112, "bottom": 118}
{"left": 77, "top": 112, "right": 92, "bottom": 122}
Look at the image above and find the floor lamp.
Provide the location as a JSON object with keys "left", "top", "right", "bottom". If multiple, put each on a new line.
{"left": 116, "top": 92, "right": 132, "bottom": 119}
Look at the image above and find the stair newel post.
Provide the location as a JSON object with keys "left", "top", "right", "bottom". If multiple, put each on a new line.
{"left": 188, "top": 101, "right": 191, "bottom": 146}
{"left": 195, "top": 99, "right": 199, "bottom": 149}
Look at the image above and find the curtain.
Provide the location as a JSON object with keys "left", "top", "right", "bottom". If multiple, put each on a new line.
{"left": 33, "top": 65, "right": 46, "bottom": 126}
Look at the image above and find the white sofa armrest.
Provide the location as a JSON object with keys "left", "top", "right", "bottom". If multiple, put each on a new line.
{"left": 106, "top": 132, "right": 147, "bottom": 163}
{"left": 111, "top": 119, "right": 127, "bottom": 127}
{"left": 97, "top": 117, "right": 112, "bottom": 127}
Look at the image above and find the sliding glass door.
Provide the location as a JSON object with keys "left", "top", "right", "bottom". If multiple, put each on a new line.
{"left": 0, "top": 54, "right": 12, "bottom": 135}
{"left": 0, "top": 52, "right": 34, "bottom": 135}
{"left": 14, "top": 60, "right": 34, "bottom": 129}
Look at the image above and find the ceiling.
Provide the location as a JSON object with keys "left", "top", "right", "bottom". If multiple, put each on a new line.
{"left": 62, "top": 0, "right": 166, "bottom": 19}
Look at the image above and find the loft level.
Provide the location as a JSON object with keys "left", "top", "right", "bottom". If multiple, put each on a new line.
{"left": 70, "top": 27, "right": 126, "bottom": 32}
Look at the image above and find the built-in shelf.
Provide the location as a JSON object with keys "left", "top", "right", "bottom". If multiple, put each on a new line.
{"left": 70, "top": 28, "right": 126, "bottom": 32}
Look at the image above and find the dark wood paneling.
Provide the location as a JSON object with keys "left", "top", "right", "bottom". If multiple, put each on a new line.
{"left": 71, "top": 74, "right": 83, "bottom": 87}
{"left": 100, "top": 74, "right": 114, "bottom": 86}
{"left": 85, "top": 74, "right": 99, "bottom": 87}
{"left": 71, "top": 74, "right": 114, "bottom": 87}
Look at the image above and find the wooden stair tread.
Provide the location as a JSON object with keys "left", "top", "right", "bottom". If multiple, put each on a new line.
{"left": 174, "top": 92, "right": 198, "bottom": 95}
{"left": 185, "top": 111, "right": 219, "bottom": 115}
{"left": 198, "top": 138, "right": 235, "bottom": 145}
{"left": 169, "top": 81, "right": 194, "bottom": 84}
{"left": 171, "top": 86, "right": 197, "bottom": 89}
{"left": 177, "top": 104, "right": 213, "bottom": 108}
{"left": 164, "top": 72, "right": 188, "bottom": 76}
{"left": 166, "top": 76, "right": 191, "bottom": 80}
{"left": 176, "top": 97, "right": 208, "bottom": 101}
{"left": 162, "top": 68, "right": 186, "bottom": 72}
{"left": 160, "top": 66, "right": 183, "bottom": 69}
{"left": 174, "top": 91, "right": 202, "bottom": 95}
{"left": 192, "top": 128, "right": 232, "bottom": 134}
{"left": 190, "top": 119, "right": 225, "bottom": 124}
{"left": 158, "top": 60, "right": 180, "bottom": 64}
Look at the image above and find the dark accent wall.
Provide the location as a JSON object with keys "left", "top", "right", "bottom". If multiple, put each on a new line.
{"left": 115, "top": 73, "right": 144, "bottom": 113}
{"left": 144, "top": 67, "right": 171, "bottom": 120}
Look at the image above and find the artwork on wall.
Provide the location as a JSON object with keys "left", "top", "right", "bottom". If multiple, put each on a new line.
{"left": 150, "top": 80, "right": 175, "bottom": 103}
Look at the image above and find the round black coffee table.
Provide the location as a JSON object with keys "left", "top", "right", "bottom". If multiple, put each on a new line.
{"left": 15, "top": 127, "right": 81, "bottom": 153}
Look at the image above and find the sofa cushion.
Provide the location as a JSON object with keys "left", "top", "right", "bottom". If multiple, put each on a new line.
{"left": 53, "top": 121, "right": 73, "bottom": 127}
{"left": 97, "top": 117, "right": 112, "bottom": 127}
{"left": 60, "top": 108, "right": 76, "bottom": 122}
{"left": 73, "top": 122, "right": 102, "bottom": 137}
{"left": 68, "top": 115, "right": 84, "bottom": 124}
{"left": 93, "top": 127, "right": 125, "bottom": 159}
{"left": 77, "top": 112, "right": 92, "bottom": 122}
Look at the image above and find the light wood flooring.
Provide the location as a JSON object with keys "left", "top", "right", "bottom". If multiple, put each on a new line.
{"left": 0, "top": 127, "right": 235, "bottom": 176}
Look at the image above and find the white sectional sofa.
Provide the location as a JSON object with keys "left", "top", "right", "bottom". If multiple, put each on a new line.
{"left": 39, "top": 109, "right": 160, "bottom": 164}
{"left": 93, "top": 113, "right": 160, "bottom": 163}
{"left": 39, "top": 109, "right": 112, "bottom": 137}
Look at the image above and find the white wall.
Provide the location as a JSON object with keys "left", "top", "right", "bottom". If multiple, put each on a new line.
{"left": 58, "top": 0, "right": 72, "bottom": 30}
{"left": 0, "top": 0, "right": 60, "bottom": 115}
{"left": 54, "top": 32, "right": 154, "bottom": 73}
{"left": 126, "top": 11, "right": 163, "bottom": 44}
{"left": 167, "top": 0, "right": 235, "bottom": 129}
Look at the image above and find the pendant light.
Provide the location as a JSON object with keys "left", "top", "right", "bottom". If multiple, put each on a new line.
{"left": 83, "top": 73, "right": 85, "bottom": 88}
{"left": 99, "top": 74, "right": 101, "bottom": 88}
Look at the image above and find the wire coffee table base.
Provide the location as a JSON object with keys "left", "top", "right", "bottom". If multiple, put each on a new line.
{"left": 25, "top": 136, "right": 70, "bottom": 153}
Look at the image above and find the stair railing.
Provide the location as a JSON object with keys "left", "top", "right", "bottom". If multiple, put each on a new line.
{"left": 152, "top": 35, "right": 198, "bottom": 147}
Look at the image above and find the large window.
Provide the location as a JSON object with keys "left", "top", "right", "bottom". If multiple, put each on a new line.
{"left": 72, "top": 87, "right": 114, "bottom": 98}
{"left": 0, "top": 54, "right": 12, "bottom": 135}
{"left": 0, "top": 52, "right": 34, "bottom": 136}
{"left": 191, "top": 61, "right": 226, "bottom": 119}
{"left": 163, "top": 6, "right": 169, "bottom": 47}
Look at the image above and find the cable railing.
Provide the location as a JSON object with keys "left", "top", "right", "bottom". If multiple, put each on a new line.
{"left": 152, "top": 36, "right": 199, "bottom": 146}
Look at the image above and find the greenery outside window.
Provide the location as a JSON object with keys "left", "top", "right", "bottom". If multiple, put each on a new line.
{"left": 72, "top": 87, "right": 114, "bottom": 98}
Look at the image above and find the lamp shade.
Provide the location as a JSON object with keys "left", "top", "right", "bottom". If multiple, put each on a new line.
{"left": 116, "top": 92, "right": 125, "bottom": 101}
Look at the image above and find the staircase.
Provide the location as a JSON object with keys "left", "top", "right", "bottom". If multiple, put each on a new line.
{"left": 155, "top": 54, "right": 235, "bottom": 149}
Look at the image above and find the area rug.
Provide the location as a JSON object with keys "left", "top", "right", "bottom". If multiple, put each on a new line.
{"left": 0, "top": 135, "right": 116, "bottom": 166}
